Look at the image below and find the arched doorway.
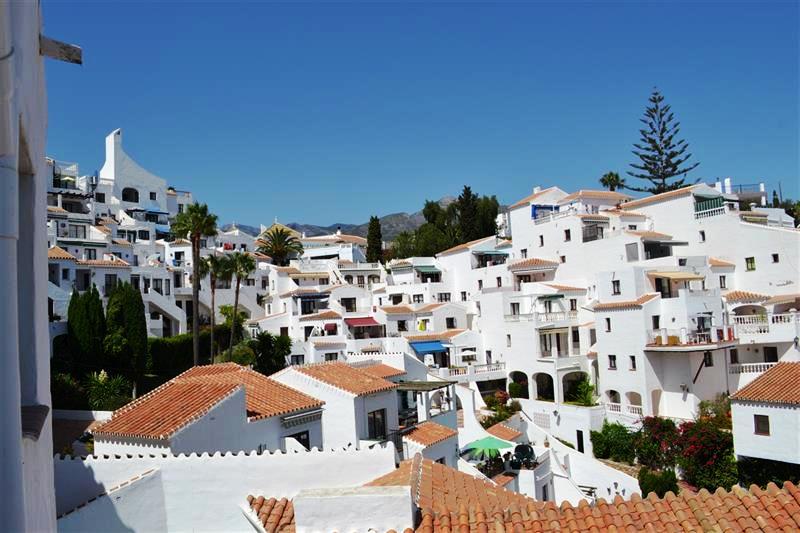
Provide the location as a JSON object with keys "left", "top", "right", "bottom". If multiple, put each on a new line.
{"left": 508, "top": 371, "right": 529, "bottom": 399}
{"left": 562, "top": 371, "right": 589, "bottom": 403}
{"left": 606, "top": 389, "right": 621, "bottom": 404}
{"left": 533, "top": 373, "right": 555, "bottom": 401}
{"left": 626, "top": 391, "right": 642, "bottom": 406}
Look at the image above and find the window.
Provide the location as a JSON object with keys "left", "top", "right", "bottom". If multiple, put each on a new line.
{"left": 262, "top": 279, "right": 268, "bottom": 290}
{"left": 138, "top": 230, "right": 150, "bottom": 240}
{"left": 699, "top": 230, "right": 705, "bottom": 242}
{"left": 612, "top": 280, "right": 620, "bottom": 295}
{"left": 678, "top": 258, "right": 687, "bottom": 266}
{"left": 61, "top": 269, "right": 69, "bottom": 280}
{"left": 772, "top": 253, "right": 780, "bottom": 263}
{"left": 460, "top": 291, "right": 467, "bottom": 301}
{"left": 629, "top": 355, "right": 637, "bottom": 370}
{"left": 520, "top": 248, "right": 527, "bottom": 259}
{"left": 397, "top": 320, "right": 407, "bottom": 332}
{"left": 539, "top": 235, "right": 544, "bottom": 247}
{"left": 85, "top": 248, "right": 96, "bottom": 260}
{"left": 730, "top": 348, "right": 739, "bottom": 365}
{"left": 506, "top": 334, "right": 512, "bottom": 347}
{"left": 569, "top": 299, "right": 577, "bottom": 311}
{"left": 719, "top": 275, "right": 727, "bottom": 289}
{"left": 510, "top": 302, "right": 520, "bottom": 315}
{"left": 290, "top": 354, "right": 304, "bottom": 365}
{"left": 627, "top": 224, "right": 637, "bottom": 230}
{"left": 94, "top": 192, "right": 105, "bottom": 203}
{"left": 357, "top": 275, "right": 365, "bottom": 286}
{"left": 446, "top": 317, "right": 457, "bottom": 329}
{"left": 496, "top": 277, "right": 502, "bottom": 287}
{"left": 280, "top": 327, "right": 289, "bottom": 337}
{"left": 150, "top": 192, "right": 157, "bottom": 201}
{"left": 178, "top": 204, "right": 184, "bottom": 213}
{"left": 754, "top": 414, "right": 770, "bottom": 436}
{"left": 564, "top": 229, "right": 571, "bottom": 242}
{"left": 745, "top": 257, "right": 756, "bottom": 271}
{"left": 67, "top": 224, "right": 86, "bottom": 239}
{"left": 341, "top": 297, "right": 356, "bottom": 312}
{"left": 438, "top": 292, "right": 451, "bottom": 302}
{"left": 608, "top": 354, "right": 617, "bottom": 370}
{"left": 199, "top": 238, "right": 207, "bottom": 248}
{"left": 245, "top": 278, "right": 255, "bottom": 286}
{"left": 367, "top": 409, "right": 387, "bottom": 440}
{"left": 652, "top": 315, "right": 660, "bottom": 330}
{"left": 703, "top": 352, "right": 714, "bottom": 367}
{"left": 478, "top": 280, "right": 483, "bottom": 290}
{"left": 560, "top": 255, "right": 566, "bottom": 263}
{"left": 121, "top": 187, "right": 139, "bottom": 203}
{"left": 413, "top": 294, "right": 423, "bottom": 304}
{"left": 324, "top": 352, "right": 338, "bottom": 362}
{"left": 605, "top": 317, "right": 611, "bottom": 332}
{"left": 287, "top": 430, "right": 310, "bottom": 450}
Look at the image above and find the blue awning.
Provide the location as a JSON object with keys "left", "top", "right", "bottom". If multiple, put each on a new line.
{"left": 410, "top": 341, "right": 448, "bottom": 354}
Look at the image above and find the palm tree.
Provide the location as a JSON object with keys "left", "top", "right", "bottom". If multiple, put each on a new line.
{"left": 198, "top": 254, "right": 232, "bottom": 357}
{"left": 599, "top": 171, "right": 625, "bottom": 192}
{"left": 172, "top": 203, "right": 218, "bottom": 365}
{"left": 257, "top": 227, "right": 303, "bottom": 266}
{"left": 226, "top": 252, "right": 256, "bottom": 359}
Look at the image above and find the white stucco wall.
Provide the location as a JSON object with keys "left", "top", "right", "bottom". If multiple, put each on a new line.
{"left": 732, "top": 401, "right": 800, "bottom": 465}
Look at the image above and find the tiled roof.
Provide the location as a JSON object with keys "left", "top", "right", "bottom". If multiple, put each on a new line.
{"left": 94, "top": 225, "right": 112, "bottom": 234}
{"left": 620, "top": 185, "right": 699, "bottom": 209}
{"left": 576, "top": 213, "right": 610, "bottom": 220}
{"left": 112, "top": 238, "right": 132, "bottom": 247}
{"left": 77, "top": 257, "right": 131, "bottom": 268}
{"left": 381, "top": 305, "right": 415, "bottom": 315}
{"left": 171, "top": 238, "right": 191, "bottom": 245}
{"left": 302, "top": 234, "right": 367, "bottom": 246}
{"left": 558, "top": 190, "right": 631, "bottom": 204}
{"left": 626, "top": 230, "right": 673, "bottom": 240}
{"left": 246, "top": 311, "right": 286, "bottom": 324}
{"left": 402, "top": 421, "right": 457, "bottom": 447}
{"left": 491, "top": 473, "right": 516, "bottom": 487}
{"left": 709, "top": 257, "right": 736, "bottom": 267}
{"left": 603, "top": 207, "right": 648, "bottom": 218}
{"left": 544, "top": 283, "right": 585, "bottom": 292}
{"left": 311, "top": 340, "right": 347, "bottom": 347}
{"left": 298, "top": 310, "right": 341, "bottom": 322}
{"left": 405, "top": 329, "right": 466, "bottom": 342}
{"left": 415, "top": 302, "right": 445, "bottom": 313}
{"left": 486, "top": 422, "right": 522, "bottom": 441}
{"left": 508, "top": 186, "right": 560, "bottom": 209}
{"left": 592, "top": 293, "right": 659, "bottom": 311}
{"left": 731, "top": 363, "right": 800, "bottom": 405}
{"left": 764, "top": 293, "right": 800, "bottom": 306}
{"left": 508, "top": 257, "right": 559, "bottom": 271}
{"left": 93, "top": 364, "right": 323, "bottom": 440}
{"left": 436, "top": 236, "right": 495, "bottom": 257}
{"left": 295, "top": 361, "right": 397, "bottom": 397}
{"left": 360, "top": 363, "right": 406, "bottom": 379}
{"left": 274, "top": 266, "right": 301, "bottom": 274}
{"left": 724, "top": 290, "right": 770, "bottom": 304}
{"left": 48, "top": 245, "right": 76, "bottom": 261}
{"left": 47, "top": 205, "right": 69, "bottom": 214}
{"left": 246, "top": 496, "right": 295, "bottom": 532}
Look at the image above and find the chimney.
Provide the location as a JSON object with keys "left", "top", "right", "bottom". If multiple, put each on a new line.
{"left": 336, "top": 226, "right": 342, "bottom": 236}
{"left": 533, "top": 186, "right": 542, "bottom": 194}
{"left": 292, "top": 486, "right": 414, "bottom": 533}
{"left": 723, "top": 177, "right": 732, "bottom": 195}
{"left": 714, "top": 179, "right": 722, "bottom": 192}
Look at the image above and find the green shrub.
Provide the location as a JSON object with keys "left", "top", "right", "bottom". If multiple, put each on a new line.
{"left": 738, "top": 457, "right": 800, "bottom": 488}
{"left": 508, "top": 381, "right": 526, "bottom": 399}
{"left": 148, "top": 324, "right": 231, "bottom": 377}
{"left": 51, "top": 372, "right": 89, "bottom": 410}
{"left": 590, "top": 421, "right": 635, "bottom": 464}
{"left": 635, "top": 417, "right": 679, "bottom": 470}
{"left": 566, "top": 375, "right": 596, "bottom": 406}
{"left": 84, "top": 370, "right": 132, "bottom": 411}
{"left": 638, "top": 467, "right": 678, "bottom": 497}
{"left": 697, "top": 394, "right": 731, "bottom": 429}
{"left": 230, "top": 343, "right": 256, "bottom": 366}
{"left": 677, "top": 419, "right": 737, "bottom": 491}
{"left": 556, "top": 437, "right": 575, "bottom": 449}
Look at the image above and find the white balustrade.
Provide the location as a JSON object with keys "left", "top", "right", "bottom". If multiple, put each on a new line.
{"left": 694, "top": 206, "right": 726, "bottom": 219}
{"left": 729, "top": 362, "right": 778, "bottom": 375}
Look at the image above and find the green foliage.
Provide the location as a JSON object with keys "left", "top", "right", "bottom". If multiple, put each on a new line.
{"left": 628, "top": 89, "right": 700, "bottom": 193}
{"left": 635, "top": 417, "right": 679, "bottom": 470}
{"left": 638, "top": 467, "right": 678, "bottom": 498}
{"left": 566, "top": 375, "right": 596, "bottom": 406}
{"left": 148, "top": 324, "right": 231, "bottom": 378}
{"left": 455, "top": 185, "right": 480, "bottom": 243}
{"left": 599, "top": 171, "right": 626, "bottom": 191}
{"left": 366, "top": 215, "right": 383, "bottom": 263}
{"left": 249, "top": 332, "right": 291, "bottom": 375}
{"left": 103, "top": 282, "right": 148, "bottom": 391}
{"left": 590, "top": 421, "right": 635, "bottom": 464}
{"left": 391, "top": 231, "right": 417, "bottom": 260}
{"left": 508, "top": 381, "right": 527, "bottom": 399}
{"left": 66, "top": 286, "right": 106, "bottom": 373}
{"left": 229, "top": 343, "right": 256, "bottom": 366}
{"left": 219, "top": 305, "right": 246, "bottom": 341}
{"left": 738, "top": 457, "right": 800, "bottom": 489}
{"left": 677, "top": 419, "right": 737, "bottom": 491}
{"left": 555, "top": 437, "right": 575, "bottom": 449}
{"left": 51, "top": 372, "right": 89, "bottom": 410}
{"left": 477, "top": 195, "right": 500, "bottom": 238}
{"left": 257, "top": 226, "right": 303, "bottom": 266}
{"left": 480, "top": 392, "right": 521, "bottom": 429}
{"left": 84, "top": 370, "right": 132, "bottom": 411}
{"left": 697, "top": 393, "right": 731, "bottom": 429}
{"left": 226, "top": 251, "right": 257, "bottom": 357}
{"left": 414, "top": 223, "right": 451, "bottom": 257}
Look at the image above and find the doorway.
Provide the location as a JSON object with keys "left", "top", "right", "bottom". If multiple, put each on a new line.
{"left": 576, "top": 430, "right": 584, "bottom": 453}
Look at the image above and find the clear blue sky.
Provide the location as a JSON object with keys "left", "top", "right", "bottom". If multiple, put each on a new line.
{"left": 44, "top": 1, "right": 798, "bottom": 226}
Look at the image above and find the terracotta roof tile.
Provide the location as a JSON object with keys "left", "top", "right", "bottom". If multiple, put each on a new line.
{"left": 620, "top": 185, "right": 699, "bottom": 209}
{"left": 402, "top": 421, "right": 457, "bottom": 447}
{"left": 558, "top": 190, "right": 631, "bottom": 204}
{"left": 77, "top": 257, "right": 131, "bottom": 268}
{"left": 724, "top": 290, "right": 770, "bottom": 304}
{"left": 48, "top": 245, "right": 76, "bottom": 261}
{"left": 360, "top": 363, "right": 406, "bottom": 379}
{"left": 436, "top": 236, "right": 496, "bottom": 256}
{"left": 381, "top": 305, "right": 415, "bottom": 315}
{"left": 508, "top": 186, "right": 560, "bottom": 209}
{"left": 544, "top": 283, "right": 586, "bottom": 292}
{"left": 112, "top": 238, "right": 132, "bottom": 247}
{"left": 298, "top": 310, "right": 341, "bottom": 322}
{"left": 492, "top": 473, "right": 516, "bottom": 487}
{"left": 486, "top": 422, "right": 523, "bottom": 441}
{"left": 603, "top": 207, "right": 648, "bottom": 218}
{"left": 95, "top": 225, "right": 112, "bottom": 234}
{"left": 301, "top": 233, "right": 367, "bottom": 245}
{"left": 709, "top": 257, "right": 736, "bottom": 267}
{"left": 626, "top": 230, "right": 673, "bottom": 240}
{"left": 508, "top": 257, "right": 560, "bottom": 271}
{"left": 415, "top": 302, "right": 445, "bottom": 313}
{"left": 246, "top": 495, "right": 295, "bottom": 532}
{"left": 592, "top": 293, "right": 659, "bottom": 311}
{"left": 404, "top": 329, "right": 466, "bottom": 342}
{"left": 295, "top": 361, "right": 397, "bottom": 396}
{"left": 763, "top": 293, "right": 800, "bottom": 306}
{"left": 47, "top": 205, "right": 69, "bottom": 214}
{"left": 731, "top": 363, "right": 800, "bottom": 405}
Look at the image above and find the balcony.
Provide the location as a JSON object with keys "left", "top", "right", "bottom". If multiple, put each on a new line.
{"left": 435, "top": 362, "right": 506, "bottom": 383}
{"left": 605, "top": 402, "right": 643, "bottom": 417}
{"left": 729, "top": 362, "right": 778, "bottom": 375}
{"left": 646, "top": 327, "right": 737, "bottom": 351}
{"left": 733, "top": 313, "right": 798, "bottom": 342}
{"left": 537, "top": 310, "right": 577, "bottom": 323}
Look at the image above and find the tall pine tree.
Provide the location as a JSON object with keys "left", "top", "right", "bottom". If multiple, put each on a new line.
{"left": 366, "top": 216, "right": 383, "bottom": 263}
{"left": 455, "top": 185, "right": 480, "bottom": 243}
{"left": 628, "top": 89, "right": 700, "bottom": 194}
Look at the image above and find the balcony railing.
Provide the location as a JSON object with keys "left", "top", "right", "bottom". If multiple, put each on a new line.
{"left": 605, "top": 402, "right": 642, "bottom": 416}
{"left": 694, "top": 206, "right": 726, "bottom": 219}
{"left": 729, "top": 362, "right": 778, "bottom": 375}
{"left": 537, "top": 310, "right": 578, "bottom": 322}
{"left": 733, "top": 313, "right": 798, "bottom": 335}
{"left": 647, "top": 327, "right": 735, "bottom": 347}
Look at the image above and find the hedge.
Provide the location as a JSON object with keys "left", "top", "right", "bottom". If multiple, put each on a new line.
{"left": 638, "top": 468, "right": 678, "bottom": 498}
{"left": 147, "top": 324, "right": 231, "bottom": 378}
{"left": 590, "top": 421, "right": 636, "bottom": 464}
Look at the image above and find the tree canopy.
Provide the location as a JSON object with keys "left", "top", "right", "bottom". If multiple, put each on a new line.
{"left": 257, "top": 227, "right": 304, "bottom": 266}
{"left": 366, "top": 216, "right": 383, "bottom": 263}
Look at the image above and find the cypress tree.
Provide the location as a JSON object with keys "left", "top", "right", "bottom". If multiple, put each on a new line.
{"left": 455, "top": 185, "right": 480, "bottom": 243}
{"left": 366, "top": 216, "right": 383, "bottom": 263}
{"left": 628, "top": 89, "right": 700, "bottom": 194}
{"left": 103, "top": 283, "right": 148, "bottom": 396}
{"left": 476, "top": 195, "right": 499, "bottom": 237}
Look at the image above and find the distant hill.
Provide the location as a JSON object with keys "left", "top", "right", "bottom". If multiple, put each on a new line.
{"left": 222, "top": 196, "right": 457, "bottom": 241}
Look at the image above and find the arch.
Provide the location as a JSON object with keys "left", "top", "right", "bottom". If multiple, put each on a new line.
{"left": 533, "top": 372, "right": 554, "bottom": 402}
{"left": 368, "top": 275, "right": 380, "bottom": 284}
{"left": 650, "top": 389, "right": 661, "bottom": 416}
{"left": 731, "top": 304, "right": 767, "bottom": 315}
{"left": 344, "top": 275, "right": 353, "bottom": 284}
{"left": 562, "top": 371, "right": 589, "bottom": 403}
{"left": 122, "top": 187, "right": 139, "bottom": 203}
{"left": 508, "top": 371, "right": 529, "bottom": 399}
{"left": 606, "top": 389, "right": 621, "bottom": 404}
{"left": 626, "top": 391, "right": 642, "bottom": 406}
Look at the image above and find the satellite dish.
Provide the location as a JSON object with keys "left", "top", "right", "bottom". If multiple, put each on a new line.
{"left": 514, "top": 444, "right": 533, "bottom": 460}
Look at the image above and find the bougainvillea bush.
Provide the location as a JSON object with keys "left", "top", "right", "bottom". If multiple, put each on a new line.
{"left": 635, "top": 416, "right": 679, "bottom": 470}
{"left": 677, "top": 419, "right": 737, "bottom": 491}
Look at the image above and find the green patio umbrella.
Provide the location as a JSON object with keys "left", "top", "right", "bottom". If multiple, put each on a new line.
{"left": 462, "top": 436, "right": 514, "bottom": 462}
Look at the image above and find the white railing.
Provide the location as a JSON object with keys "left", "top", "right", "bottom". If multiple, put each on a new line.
{"left": 626, "top": 405, "right": 643, "bottom": 416}
{"left": 606, "top": 402, "right": 621, "bottom": 413}
{"left": 733, "top": 315, "right": 767, "bottom": 325}
{"left": 605, "top": 402, "right": 642, "bottom": 416}
{"left": 729, "top": 362, "right": 778, "bottom": 375}
{"left": 771, "top": 313, "right": 798, "bottom": 324}
{"left": 733, "top": 313, "right": 798, "bottom": 335}
{"left": 473, "top": 362, "right": 505, "bottom": 373}
{"left": 448, "top": 367, "right": 468, "bottom": 376}
{"left": 694, "top": 206, "right": 726, "bottom": 219}
{"left": 648, "top": 327, "right": 734, "bottom": 346}
{"left": 537, "top": 310, "right": 578, "bottom": 322}
{"left": 533, "top": 210, "right": 571, "bottom": 225}
{"left": 504, "top": 313, "right": 535, "bottom": 322}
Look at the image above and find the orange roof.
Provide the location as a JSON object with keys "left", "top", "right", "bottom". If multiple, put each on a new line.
{"left": 295, "top": 361, "right": 397, "bottom": 397}
{"left": 620, "top": 185, "right": 699, "bottom": 209}
{"left": 436, "top": 236, "right": 495, "bottom": 257}
{"left": 246, "top": 496, "right": 295, "bottom": 532}
{"left": 94, "top": 364, "right": 323, "bottom": 440}
{"left": 732, "top": 363, "right": 800, "bottom": 405}
{"left": 558, "top": 189, "right": 631, "bottom": 204}
{"left": 402, "top": 421, "right": 457, "bottom": 447}
{"left": 593, "top": 293, "right": 659, "bottom": 311}
{"left": 404, "top": 329, "right": 466, "bottom": 342}
{"left": 77, "top": 257, "right": 131, "bottom": 268}
{"left": 360, "top": 363, "right": 406, "bottom": 379}
{"left": 764, "top": 293, "right": 800, "bottom": 306}
{"left": 603, "top": 207, "right": 648, "bottom": 218}
{"left": 626, "top": 230, "right": 673, "bottom": 240}
{"left": 709, "top": 257, "right": 736, "bottom": 267}
{"left": 486, "top": 422, "right": 523, "bottom": 441}
{"left": 112, "top": 238, "right": 132, "bottom": 247}
{"left": 508, "top": 257, "right": 559, "bottom": 271}
{"left": 302, "top": 234, "right": 367, "bottom": 246}
{"left": 48, "top": 245, "right": 76, "bottom": 261}
{"left": 492, "top": 473, "right": 516, "bottom": 487}
{"left": 47, "top": 205, "right": 69, "bottom": 214}
{"left": 415, "top": 302, "right": 445, "bottom": 313}
{"left": 298, "top": 310, "right": 341, "bottom": 322}
{"left": 724, "top": 290, "right": 770, "bottom": 304}
{"left": 95, "top": 225, "right": 112, "bottom": 234}
{"left": 381, "top": 305, "right": 415, "bottom": 315}
{"left": 544, "top": 283, "right": 585, "bottom": 292}
{"left": 508, "top": 186, "right": 560, "bottom": 210}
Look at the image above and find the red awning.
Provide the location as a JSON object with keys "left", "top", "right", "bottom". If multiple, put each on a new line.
{"left": 324, "top": 323, "right": 338, "bottom": 332}
{"left": 345, "top": 317, "right": 380, "bottom": 327}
